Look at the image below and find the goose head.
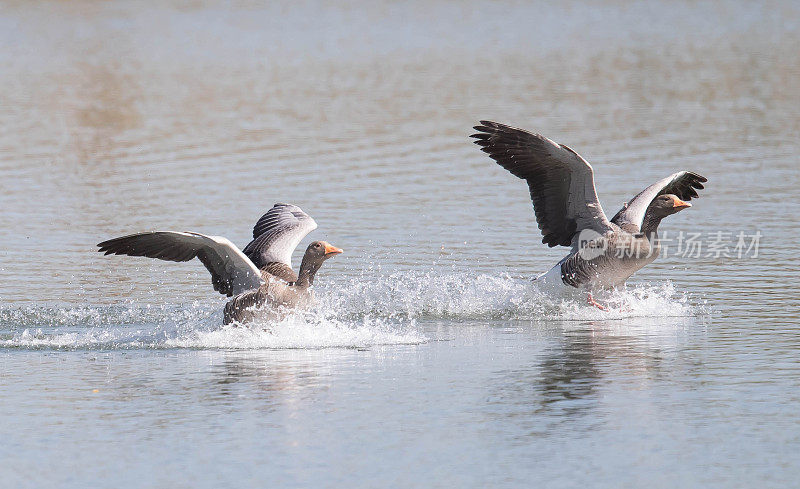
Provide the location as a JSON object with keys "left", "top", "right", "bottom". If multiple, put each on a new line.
{"left": 305, "top": 241, "right": 343, "bottom": 261}
{"left": 295, "top": 241, "right": 343, "bottom": 287}
{"left": 640, "top": 194, "right": 692, "bottom": 234}
{"left": 649, "top": 194, "right": 691, "bottom": 218}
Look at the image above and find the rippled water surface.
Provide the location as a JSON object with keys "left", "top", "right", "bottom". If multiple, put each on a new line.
{"left": 2, "top": 1, "right": 800, "bottom": 487}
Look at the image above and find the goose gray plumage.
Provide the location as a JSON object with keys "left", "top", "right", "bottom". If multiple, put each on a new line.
{"left": 471, "top": 121, "right": 707, "bottom": 309}
{"left": 96, "top": 203, "right": 342, "bottom": 324}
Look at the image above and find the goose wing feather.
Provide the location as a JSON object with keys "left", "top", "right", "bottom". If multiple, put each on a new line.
{"left": 611, "top": 171, "right": 707, "bottom": 230}
{"left": 472, "top": 121, "right": 614, "bottom": 248}
{"left": 242, "top": 203, "right": 317, "bottom": 269}
{"left": 97, "top": 231, "right": 264, "bottom": 296}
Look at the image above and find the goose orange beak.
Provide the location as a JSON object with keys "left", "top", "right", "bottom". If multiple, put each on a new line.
{"left": 672, "top": 198, "right": 691, "bottom": 209}
{"left": 324, "top": 243, "right": 343, "bottom": 255}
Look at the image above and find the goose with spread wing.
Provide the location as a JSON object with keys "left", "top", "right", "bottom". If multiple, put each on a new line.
{"left": 97, "top": 203, "right": 342, "bottom": 324}
{"left": 471, "top": 121, "right": 706, "bottom": 310}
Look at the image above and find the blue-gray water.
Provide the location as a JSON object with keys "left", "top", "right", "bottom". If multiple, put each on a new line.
{"left": 1, "top": 1, "right": 799, "bottom": 487}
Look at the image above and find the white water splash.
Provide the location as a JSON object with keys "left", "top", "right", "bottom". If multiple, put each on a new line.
{"left": 317, "top": 270, "right": 700, "bottom": 321}
{"left": 1, "top": 270, "right": 703, "bottom": 350}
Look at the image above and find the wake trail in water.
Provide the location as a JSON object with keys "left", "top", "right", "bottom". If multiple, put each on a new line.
{"left": 0, "top": 269, "right": 703, "bottom": 350}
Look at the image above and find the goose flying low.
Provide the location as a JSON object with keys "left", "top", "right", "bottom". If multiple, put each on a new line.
{"left": 97, "top": 203, "right": 342, "bottom": 324}
{"left": 471, "top": 121, "right": 706, "bottom": 310}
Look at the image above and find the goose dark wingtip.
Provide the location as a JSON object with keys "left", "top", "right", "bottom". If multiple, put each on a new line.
{"left": 690, "top": 172, "right": 708, "bottom": 182}
{"left": 96, "top": 238, "right": 114, "bottom": 250}
{"left": 97, "top": 240, "right": 119, "bottom": 255}
{"left": 474, "top": 120, "right": 510, "bottom": 133}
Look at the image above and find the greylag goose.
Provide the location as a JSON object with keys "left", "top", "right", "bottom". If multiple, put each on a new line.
{"left": 96, "top": 203, "right": 343, "bottom": 324}
{"left": 471, "top": 121, "right": 707, "bottom": 310}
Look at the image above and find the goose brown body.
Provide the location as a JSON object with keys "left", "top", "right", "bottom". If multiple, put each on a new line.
{"left": 555, "top": 194, "right": 691, "bottom": 289}
{"left": 223, "top": 241, "right": 342, "bottom": 324}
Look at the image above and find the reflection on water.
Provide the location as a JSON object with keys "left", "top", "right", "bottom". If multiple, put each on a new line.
{"left": 490, "top": 330, "right": 603, "bottom": 421}
{"left": 1, "top": 0, "right": 800, "bottom": 487}
{"left": 537, "top": 331, "right": 603, "bottom": 413}
{"left": 208, "top": 352, "right": 334, "bottom": 417}
{"left": 488, "top": 320, "right": 681, "bottom": 437}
